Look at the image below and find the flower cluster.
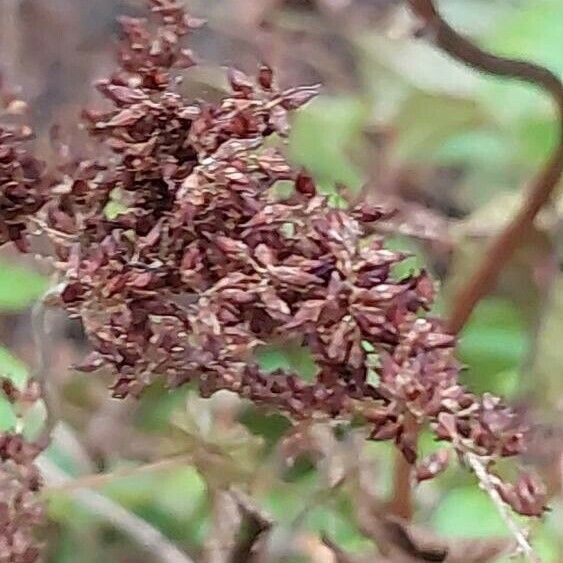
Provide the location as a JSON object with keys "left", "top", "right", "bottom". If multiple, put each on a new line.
{"left": 0, "top": 83, "right": 47, "bottom": 563}
{"left": 0, "top": 0, "right": 545, "bottom": 524}
{"left": 0, "top": 89, "right": 46, "bottom": 252}
{"left": 37, "top": 0, "right": 543, "bottom": 520}
{"left": 0, "top": 380, "right": 45, "bottom": 563}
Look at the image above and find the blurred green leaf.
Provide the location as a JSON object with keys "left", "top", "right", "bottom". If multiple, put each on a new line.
{"left": 360, "top": 34, "right": 478, "bottom": 99}
{"left": 257, "top": 341, "right": 317, "bottom": 382}
{"left": 266, "top": 472, "right": 320, "bottom": 524}
{"left": 47, "top": 529, "right": 99, "bottom": 563}
{"left": 0, "top": 346, "right": 28, "bottom": 385}
{"left": 0, "top": 347, "right": 29, "bottom": 431}
{"left": 432, "top": 486, "right": 508, "bottom": 537}
{"left": 156, "top": 466, "right": 207, "bottom": 521}
{"left": 393, "top": 92, "right": 482, "bottom": 160}
{"left": 384, "top": 236, "right": 425, "bottom": 279}
{"left": 289, "top": 96, "right": 366, "bottom": 190}
{"left": 135, "top": 382, "right": 190, "bottom": 432}
{"left": 171, "top": 394, "right": 264, "bottom": 487}
{"left": 479, "top": 0, "right": 563, "bottom": 164}
{"left": 306, "top": 507, "right": 372, "bottom": 553}
{"left": 103, "top": 470, "right": 161, "bottom": 508}
{"left": 0, "top": 260, "right": 48, "bottom": 311}
{"left": 532, "top": 276, "right": 563, "bottom": 405}
{"left": 0, "top": 398, "right": 17, "bottom": 432}
{"left": 434, "top": 130, "right": 514, "bottom": 170}
{"left": 458, "top": 298, "right": 527, "bottom": 394}
{"left": 239, "top": 408, "right": 291, "bottom": 449}
{"left": 435, "top": 488, "right": 561, "bottom": 562}
{"left": 486, "top": 0, "right": 563, "bottom": 74}
{"left": 44, "top": 442, "right": 84, "bottom": 479}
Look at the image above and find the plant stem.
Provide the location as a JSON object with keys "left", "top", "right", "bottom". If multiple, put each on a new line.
{"left": 406, "top": 0, "right": 563, "bottom": 334}
{"left": 389, "top": 0, "right": 563, "bottom": 523}
{"left": 39, "top": 457, "right": 195, "bottom": 563}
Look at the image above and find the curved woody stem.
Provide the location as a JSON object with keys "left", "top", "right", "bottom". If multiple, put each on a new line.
{"left": 406, "top": 0, "right": 563, "bottom": 334}
{"left": 389, "top": 0, "right": 563, "bottom": 531}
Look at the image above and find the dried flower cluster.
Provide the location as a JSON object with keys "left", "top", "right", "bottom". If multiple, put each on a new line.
{"left": 34, "top": 0, "right": 545, "bottom": 519}
{"left": 0, "top": 380, "right": 44, "bottom": 563}
{"left": 0, "top": 6, "right": 547, "bottom": 560}
{"left": 0, "top": 88, "right": 46, "bottom": 252}
{"left": 0, "top": 85, "right": 46, "bottom": 563}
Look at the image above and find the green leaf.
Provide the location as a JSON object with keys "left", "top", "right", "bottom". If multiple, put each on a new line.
{"left": 479, "top": 0, "right": 563, "bottom": 164}
{"left": 532, "top": 276, "right": 563, "bottom": 406}
{"left": 458, "top": 298, "right": 527, "bottom": 395}
{"left": 239, "top": 408, "right": 291, "bottom": 448}
{"left": 0, "top": 399, "right": 17, "bottom": 432}
{"left": 0, "top": 346, "right": 28, "bottom": 385}
{"left": 156, "top": 467, "right": 207, "bottom": 520}
{"left": 432, "top": 487, "right": 508, "bottom": 537}
{"left": 434, "top": 130, "right": 514, "bottom": 170}
{"left": 391, "top": 92, "right": 483, "bottom": 160}
{"left": 0, "top": 260, "right": 48, "bottom": 311}
{"left": 306, "top": 507, "right": 372, "bottom": 553}
{"left": 435, "top": 489, "right": 561, "bottom": 562}
{"left": 0, "top": 347, "right": 29, "bottom": 432}
{"left": 135, "top": 382, "right": 190, "bottom": 432}
{"left": 384, "top": 236, "right": 426, "bottom": 279}
{"left": 103, "top": 469, "right": 162, "bottom": 508}
{"left": 256, "top": 341, "right": 317, "bottom": 382}
{"left": 289, "top": 96, "right": 366, "bottom": 190}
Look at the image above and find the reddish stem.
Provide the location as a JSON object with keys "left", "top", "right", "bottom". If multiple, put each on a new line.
{"left": 388, "top": 0, "right": 563, "bottom": 521}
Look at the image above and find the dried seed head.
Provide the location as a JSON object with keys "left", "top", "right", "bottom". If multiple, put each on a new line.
{"left": 37, "top": 0, "right": 546, "bottom": 521}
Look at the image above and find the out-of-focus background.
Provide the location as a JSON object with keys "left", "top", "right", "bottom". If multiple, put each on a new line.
{"left": 0, "top": 0, "right": 562, "bottom": 561}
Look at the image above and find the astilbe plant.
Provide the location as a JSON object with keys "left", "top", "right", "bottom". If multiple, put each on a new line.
{"left": 46, "top": 0, "right": 543, "bottom": 511}
{"left": 0, "top": 0, "right": 550, "bottom": 560}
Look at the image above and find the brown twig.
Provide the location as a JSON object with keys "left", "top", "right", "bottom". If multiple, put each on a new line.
{"left": 388, "top": 0, "right": 563, "bottom": 523}
{"left": 32, "top": 286, "right": 63, "bottom": 447}
{"left": 406, "top": 0, "right": 563, "bottom": 334}
{"left": 42, "top": 454, "right": 192, "bottom": 494}
{"left": 387, "top": 413, "right": 416, "bottom": 521}
{"left": 39, "top": 457, "right": 196, "bottom": 563}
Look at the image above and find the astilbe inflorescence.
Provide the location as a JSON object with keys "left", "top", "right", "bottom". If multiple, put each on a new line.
{"left": 33, "top": 0, "right": 546, "bottom": 519}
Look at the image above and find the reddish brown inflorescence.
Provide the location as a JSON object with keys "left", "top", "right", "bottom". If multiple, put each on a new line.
{"left": 0, "top": 86, "right": 47, "bottom": 563}
{"left": 0, "top": 0, "right": 545, "bottom": 536}
{"left": 44, "top": 0, "right": 530, "bottom": 483}
{"left": 0, "top": 88, "right": 46, "bottom": 252}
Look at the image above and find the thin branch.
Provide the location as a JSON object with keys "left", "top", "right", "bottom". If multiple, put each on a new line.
{"left": 388, "top": 0, "right": 563, "bottom": 527}
{"left": 43, "top": 454, "right": 192, "bottom": 494}
{"left": 465, "top": 452, "right": 539, "bottom": 563}
{"left": 406, "top": 0, "right": 563, "bottom": 334}
{"left": 38, "top": 456, "right": 195, "bottom": 563}
{"left": 227, "top": 489, "right": 273, "bottom": 563}
{"left": 387, "top": 412, "right": 417, "bottom": 521}
{"left": 31, "top": 286, "right": 63, "bottom": 447}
